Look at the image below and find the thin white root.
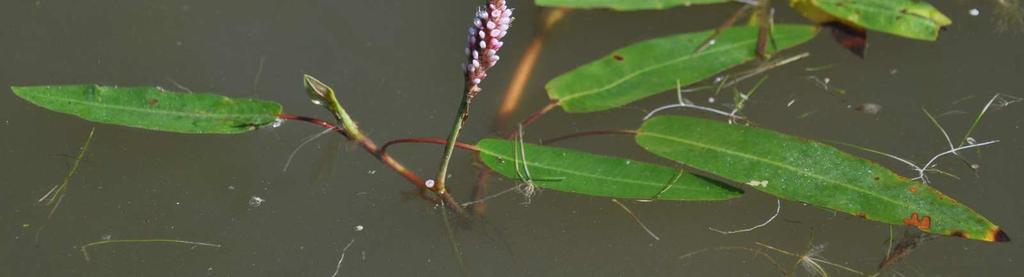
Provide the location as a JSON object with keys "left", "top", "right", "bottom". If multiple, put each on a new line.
{"left": 913, "top": 140, "right": 998, "bottom": 182}
{"left": 612, "top": 199, "right": 660, "bottom": 241}
{"left": 80, "top": 239, "right": 221, "bottom": 262}
{"left": 330, "top": 239, "right": 356, "bottom": 277}
{"left": 461, "top": 184, "right": 524, "bottom": 207}
{"left": 756, "top": 242, "right": 865, "bottom": 276}
{"left": 282, "top": 127, "right": 338, "bottom": 172}
{"left": 709, "top": 199, "right": 780, "bottom": 235}
{"left": 643, "top": 80, "right": 743, "bottom": 121}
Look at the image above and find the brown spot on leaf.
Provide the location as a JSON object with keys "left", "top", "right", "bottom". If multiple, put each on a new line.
{"left": 147, "top": 98, "right": 159, "bottom": 106}
{"left": 854, "top": 212, "right": 867, "bottom": 219}
{"left": 903, "top": 213, "right": 931, "bottom": 230}
{"left": 612, "top": 54, "right": 624, "bottom": 61}
{"left": 908, "top": 186, "right": 918, "bottom": 193}
{"left": 873, "top": 176, "right": 880, "bottom": 181}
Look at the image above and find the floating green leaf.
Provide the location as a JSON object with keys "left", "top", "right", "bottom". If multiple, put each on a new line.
{"left": 547, "top": 24, "right": 817, "bottom": 113}
{"left": 635, "top": 116, "right": 1007, "bottom": 242}
{"left": 476, "top": 138, "right": 741, "bottom": 200}
{"left": 790, "top": 0, "right": 951, "bottom": 40}
{"left": 11, "top": 85, "right": 282, "bottom": 134}
{"left": 535, "top": 0, "right": 729, "bottom": 11}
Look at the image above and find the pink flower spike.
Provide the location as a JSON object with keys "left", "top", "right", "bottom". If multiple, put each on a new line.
{"left": 462, "top": 0, "right": 513, "bottom": 98}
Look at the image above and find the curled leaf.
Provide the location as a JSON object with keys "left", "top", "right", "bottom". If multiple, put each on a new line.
{"left": 790, "top": 0, "right": 951, "bottom": 41}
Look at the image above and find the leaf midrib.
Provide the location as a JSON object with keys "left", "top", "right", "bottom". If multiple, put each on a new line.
{"left": 555, "top": 30, "right": 805, "bottom": 103}
{"left": 25, "top": 90, "right": 275, "bottom": 121}
{"left": 638, "top": 130, "right": 914, "bottom": 211}
{"left": 478, "top": 148, "right": 707, "bottom": 193}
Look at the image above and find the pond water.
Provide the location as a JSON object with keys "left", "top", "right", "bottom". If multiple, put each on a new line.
{"left": 2, "top": 0, "right": 1022, "bottom": 276}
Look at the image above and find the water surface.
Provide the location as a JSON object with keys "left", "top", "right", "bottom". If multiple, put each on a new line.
{"left": 1, "top": 0, "right": 1022, "bottom": 276}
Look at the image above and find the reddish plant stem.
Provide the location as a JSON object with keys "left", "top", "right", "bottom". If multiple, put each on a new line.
{"left": 278, "top": 113, "right": 466, "bottom": 216}
{"left": 277, "top": 113, "right": 349, "bottom": 139}
{"left": 519, "top": 101, "right": 559, "bottom": 131}
{"left": 381, "top": 137, "right": 480, "bottom": 155}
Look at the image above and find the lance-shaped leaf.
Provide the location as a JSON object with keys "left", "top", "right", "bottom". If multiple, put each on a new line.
{"left": 790, "top": 0, "right": 951, "bottom": 41}
{"left": 477, "top": 138, "right": 742, "bottom": 200}
{"left": 635, "top": 116, "right": 1008, "bottom": 242}
{"left": 11, "top": 85, "right": 282, "bottom": 134}
{"left": 535, "top": 0, "right": 729, "bottom": 11}
{"left": 547, "top": 24, "right": 817, "bottom": 113}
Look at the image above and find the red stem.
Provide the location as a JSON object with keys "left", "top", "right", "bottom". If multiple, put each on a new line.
{"left": 276, "top": 113, "right": 350, "bottom": 139}
{"left": 278, "top": 113, "right": 466, "bottom": 216}
{"left": 381, "top": 137, "right": 480, "bottom": 154}
{"left": 520, "top": 100, "right": 559, "bottom": 129}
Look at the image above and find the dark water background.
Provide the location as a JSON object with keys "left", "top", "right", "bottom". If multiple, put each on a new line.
{"left": 1, "top": 0, "right": 1022, "bottom": 276}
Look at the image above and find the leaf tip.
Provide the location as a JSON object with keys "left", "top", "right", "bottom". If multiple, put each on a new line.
{"left": 991, "top": 228, "right": 1011, "bottom": 242}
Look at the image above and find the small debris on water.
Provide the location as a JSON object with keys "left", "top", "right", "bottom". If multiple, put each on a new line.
{"left": 249, "top": 196, "right": 266, "bottom": 208}
{"left": 425, "top": 179, "right": 435, "bottom": 188}
{"left": 786, "top": 99, "right": 796, "bottom": 107}
{"left": 708, "top": 97, "right": 716, "bottom": 104}
{"left": 354, "top": 225, "right": 364, "bottom": 232}
{"left": 969, "top": 8, "right": 981, "bottom": 16}
{"left": 854, "top": 103, "right": 883, "bottom": 114}
{"left": 367, "top": 170, "right": 376, "bottom": 175}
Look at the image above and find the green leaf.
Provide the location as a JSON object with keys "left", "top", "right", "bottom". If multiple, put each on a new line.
{"left": 476, "top": 138, "right": 742, "bottom": 200}
{"left": 547, "top": 24, "right": 818, "bottom": 113}
{"left": 11, "top": 85, "right": 283, "bottom": 134}
{"left": 790, "top": 0, "right": 951, "bottom": 41}
{"left": 635, "top": 116, "right": 1008, "bottom": 242}
{"left": 535, "top": 0, "right": 729, "bottom": 11}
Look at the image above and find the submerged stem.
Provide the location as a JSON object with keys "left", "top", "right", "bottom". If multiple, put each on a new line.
{"left": 39, "top": 127, "right": 95, "bottom": 219}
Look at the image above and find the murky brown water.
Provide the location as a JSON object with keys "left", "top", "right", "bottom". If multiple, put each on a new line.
{"left": 2, "top": 0, "right": 1022, "bottom": 276}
